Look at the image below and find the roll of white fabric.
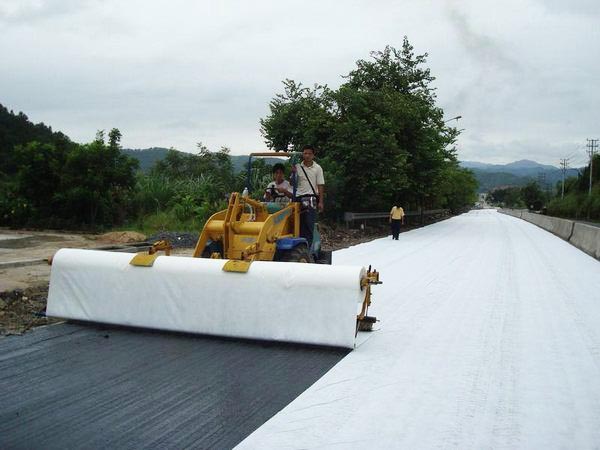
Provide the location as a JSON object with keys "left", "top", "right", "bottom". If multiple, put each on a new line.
{"left": 47, "top": 249, "right": 366, "bottom": 348}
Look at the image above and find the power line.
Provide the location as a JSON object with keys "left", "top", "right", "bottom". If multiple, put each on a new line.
{"left": 587, "top": 138, "right": 598, "bottom": 196}
{"left": 560, "top": 157, "right": 570, "bottom": 199}
{"left": 537, "top": 171, "right": 550, "bottom": 196}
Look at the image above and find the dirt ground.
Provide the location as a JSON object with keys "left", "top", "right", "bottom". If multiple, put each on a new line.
{"left": 0, "top": 223, "right": 410, "bottom": 336}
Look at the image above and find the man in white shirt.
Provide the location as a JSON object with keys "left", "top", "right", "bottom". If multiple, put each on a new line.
{"left": 292, "top": 145, "right": 325, "bottom": 249}
{"left": 264, "top": 163, "right": 292, "bottom": 203}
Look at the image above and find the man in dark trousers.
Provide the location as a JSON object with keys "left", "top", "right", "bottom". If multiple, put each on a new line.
{"left": 389, "top": 204, "right": 405, "bottom": 240}
{"left": 293, "top": 145, "right": 325, "bottom": 249}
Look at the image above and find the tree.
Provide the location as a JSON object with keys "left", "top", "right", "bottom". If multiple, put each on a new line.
{"left": 0, "top": 128, "right": 138, "bottom": 228}
{"left": 0, "top": 103, "right": 74, "bottom": 177}
{"left": 10, "top": 142, "right": 65, "bottom": 224}
{"left": 260, "top": 38, "right": 467, "bottom": 215}
{"left": 521, "top": 181, "right": 545, "bottom": 210}
{"left": 489, "top": 187, "right": 523, "bottom": 208}
{"left": 437, "top": 165, "right": 479, "bottom": 213}
{"left": 55, "top": 129, "right": 138, "bottom": 227}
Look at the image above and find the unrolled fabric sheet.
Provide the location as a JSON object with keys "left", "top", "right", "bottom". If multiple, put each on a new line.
{"left": 47, "top": 249, "right": 366, "bottom": 348}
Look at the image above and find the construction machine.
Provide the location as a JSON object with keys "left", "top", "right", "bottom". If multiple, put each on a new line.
{"left": 190, "top": 152, "right": 331, "bottom": 270}
{"left": 46, "top": 152, "right": 380, "bottom": 348}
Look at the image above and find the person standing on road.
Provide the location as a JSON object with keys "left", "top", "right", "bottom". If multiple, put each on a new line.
{"left": 293, "top": 145, "right": 325, "bottom": 249}
{"left": 389, "top": 204, "right": 405, "bottom": 240}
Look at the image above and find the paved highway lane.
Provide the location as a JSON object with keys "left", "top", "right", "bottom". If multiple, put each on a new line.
{"left": 239, "top": 209, "right": 600, "bottom": 449}
{"left": 0, "top": 324, "right": 347, "bottom": 449}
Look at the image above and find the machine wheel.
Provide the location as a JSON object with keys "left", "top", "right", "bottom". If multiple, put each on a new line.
{"left": 315, "top": 249, "right": 332, "bottom": 265}
{"left": 201, "top": 240, "right": 223, "bottom": 258}
{"left": 276, "top": 245, "right": 311, "bottom": 263}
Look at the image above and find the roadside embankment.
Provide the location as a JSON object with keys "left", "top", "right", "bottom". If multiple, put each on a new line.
{"left": 499, "top": 209, "right": 600, "bottom": 260}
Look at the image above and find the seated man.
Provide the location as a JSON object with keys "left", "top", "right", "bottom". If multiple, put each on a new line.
{"left": 264, "top": 163, "right": 292, "bottom": 203}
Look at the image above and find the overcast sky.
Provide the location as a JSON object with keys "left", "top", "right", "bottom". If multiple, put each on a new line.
{"left": 1, "top": 0, "right": 598, "bottom": 165}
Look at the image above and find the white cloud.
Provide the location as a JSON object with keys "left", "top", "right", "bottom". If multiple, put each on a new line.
{"left": 1, "top": 0, "right": 598, "bottom": 163}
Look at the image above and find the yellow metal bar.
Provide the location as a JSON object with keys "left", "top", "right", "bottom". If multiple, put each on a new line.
{"left": 231, "top": 222, "right": 265, "bottom": 234}
{"left": 249, "top": 152, "right": 294, "bottom": 157}
{"left": 204, "top": 220, "right": 226, "bottom": 233}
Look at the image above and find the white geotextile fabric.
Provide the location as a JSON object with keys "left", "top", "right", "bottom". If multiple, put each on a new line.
{"left": 47, "top": 249, "right": 365, "bottom": 348}
{"left": 236, "top": 210, "right": 600, "bottom": 449}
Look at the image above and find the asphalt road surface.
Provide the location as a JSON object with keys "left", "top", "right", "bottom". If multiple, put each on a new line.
{"left": 0, "top": 323, "right": 347, "bottom": 449}
{"left": 3, "top": 209, "right": 600, "bottom": 449}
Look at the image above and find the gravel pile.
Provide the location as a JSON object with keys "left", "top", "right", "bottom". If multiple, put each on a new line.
{"left": 146, "top": 231, "right": 199, "bottom": 248}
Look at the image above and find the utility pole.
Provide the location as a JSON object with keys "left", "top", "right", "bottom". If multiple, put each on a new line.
{"left": 560, "top": 158, "right": 569, "bottom": 199}
{"left": 587, "top": 139, "right": 598, "bottom": 196}
{"left": 537, "top": 171, "right": 546, "bottom": 191}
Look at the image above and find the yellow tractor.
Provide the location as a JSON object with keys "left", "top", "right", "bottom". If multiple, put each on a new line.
{"left": 46, "top": 152, "right": 380, "bottom": 348}
{"left": 192, "top": 152, "right": 330, "bottom": 270}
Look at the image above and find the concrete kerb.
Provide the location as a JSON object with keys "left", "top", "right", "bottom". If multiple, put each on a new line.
{"left": 0, "top": 243, "right": 153, "bottom": 270}
{"left": 499, "top": 208, "right": 524, "bottom": 219}
{"left": 509, "top": 210, "right": 598, "bottom": 261}
{"left": 569, "top": 222, "right": 600, "bottom": 260}
{"left": 0, "top": 258, "right": 48, "bottom": 269}
{"left": 521, "top": 212, "right": 575, "bottom": 241}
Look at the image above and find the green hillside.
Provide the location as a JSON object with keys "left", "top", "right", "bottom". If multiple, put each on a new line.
{"left": 121, "top": 148, "right": 171, "bottom": 172}
{"left": 121, "top": 148, "right": 286, "bottom": 174}
{"left": 0, "top": 103, "right": 74, "bottom": 175}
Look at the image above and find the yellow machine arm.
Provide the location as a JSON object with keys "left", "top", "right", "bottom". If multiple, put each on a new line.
{"left": 192, "top": 192, "right": 300, "bottom": 266}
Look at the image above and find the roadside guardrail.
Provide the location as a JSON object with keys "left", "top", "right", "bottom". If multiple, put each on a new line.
{"left": 343, "top": 209, "right": 449, "bottom": 227}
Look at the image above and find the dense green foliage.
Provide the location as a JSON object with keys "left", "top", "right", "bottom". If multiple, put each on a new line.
{"left": 1, "top": 125, "right": 138, "bottom": 228}
{"left": 1, "top": 41, "right": 480, "bottom": 231}
{"left": 488, "top": 181, "right": 547, "bottom": 210}
{"left": 0, "top": 104, "right": 255, "bottom": 232}
{"left": 547, "top": 154, "right": 600, "bottom": 220}
{"left": 0, "top": 104, "right": 74, "bottom": 176}
{"left": 488, "top": 186, "right": 525, "bottom": 208}
{"left": 131, "top": 143, "right": 235, "bottom": 231}
{"left": 488, "top": 156, "right": 600, "bottom": 221}
{"left": 261, "top": 38, "right": 477, "bottom": 214}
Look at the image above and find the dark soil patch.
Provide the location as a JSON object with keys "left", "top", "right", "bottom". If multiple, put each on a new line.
{"left": 0, "top": 283, "right": 60, "bottom": 336}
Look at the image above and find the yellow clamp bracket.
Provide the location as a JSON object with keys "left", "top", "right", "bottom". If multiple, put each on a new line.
{"left": 356, "top": 265, "right": 382, "bottom": 334}
{"left": 129, "top": 240, "right": 172, "bottom": 267}
{"left": 222, "top": 260, "right": 252, "bottom": 273}
{"left": 130, "top": 252, "right": 160, "bottom": 267}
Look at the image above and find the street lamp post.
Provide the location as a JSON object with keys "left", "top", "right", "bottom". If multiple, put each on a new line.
{"left": 444, "top": 115, "right": 462, "bottom": 124}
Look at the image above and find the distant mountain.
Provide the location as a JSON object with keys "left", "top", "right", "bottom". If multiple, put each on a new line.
{"left": 504, "top": 159, "right": 556, "bottom": 170}
{"left": 460, "top": 159, "right": 582, "bottom": 192}
{"left": 460, "top": 159, "right": 558, "bottom": 176}
{"left": 230, "top": 155, "right": 288, "bottom": 173}
{"left": 122, "top": 148, "right": 286, "bottom": 173}
{"left": 121, "top": 147, "right": 171, "bottom": 172}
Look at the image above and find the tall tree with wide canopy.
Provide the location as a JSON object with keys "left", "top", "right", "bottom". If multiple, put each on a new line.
{"left": 261, "top": 37, "right": 467, "bottom": 214}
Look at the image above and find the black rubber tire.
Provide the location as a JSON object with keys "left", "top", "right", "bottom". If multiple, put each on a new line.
{"left": 275, "top": 245, "right": 311, "bottom": 263}
{"left": 201, "top": 240, "right": 223, "bottom": 258}
{"left": 315, "top": 250, "right": 332, "bottom": 265}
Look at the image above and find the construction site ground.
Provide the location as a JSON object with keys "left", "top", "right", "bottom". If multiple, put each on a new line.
{"left": 3, "top": 210, "right": 600, "bottom": 448}
{"left": 0, "top": 224, "right": 393, "bottom": 336}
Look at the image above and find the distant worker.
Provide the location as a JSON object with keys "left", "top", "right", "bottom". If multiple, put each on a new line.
{"left": 264, "top": 163, "right": 292, "bottom": 203}
{"left": 389, "top": 204, "right": 405, "bottom": 240}
{"left": 293, "top": 145, "right": 325, "bottom": 248}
